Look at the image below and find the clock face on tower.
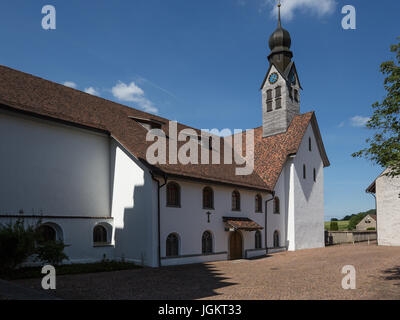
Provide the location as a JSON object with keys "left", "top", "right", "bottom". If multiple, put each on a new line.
{"left": 268, "top": 72, "right": 279, "bottom": 84}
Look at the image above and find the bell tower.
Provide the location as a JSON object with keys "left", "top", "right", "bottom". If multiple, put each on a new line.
{"left": 262, "top": 2, "right": 301, "bottom": 138}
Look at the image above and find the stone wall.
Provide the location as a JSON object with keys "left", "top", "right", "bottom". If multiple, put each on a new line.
{"left": 325, "top": 231, "right": 377, "bottom": 246}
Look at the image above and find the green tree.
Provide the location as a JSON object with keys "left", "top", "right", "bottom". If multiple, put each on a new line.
{"left": 348, "top": 212, "right": 368, "bottom": 230}
{"left": 330, "top": 221, "right": 339, "bottom": 231}
{"left": 352, "top": 37, "right": 400, "bottom": 177}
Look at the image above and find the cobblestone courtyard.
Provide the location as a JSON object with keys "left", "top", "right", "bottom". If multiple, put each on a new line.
{"left": 13, "top": 242, "right": 400, "bottom": 300}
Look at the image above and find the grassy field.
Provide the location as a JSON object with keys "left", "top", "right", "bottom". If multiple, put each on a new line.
{"left": 324, "top": 220, "right": 349, "bottom": 231}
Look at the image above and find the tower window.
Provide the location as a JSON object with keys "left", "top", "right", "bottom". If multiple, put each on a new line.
{"left": 275, "top": 86, "right": 281, "bottom": 98}
{"left": 303, "top": 165, "right": 306, "bottom": 180}
{"left": 266, "top": 89, "right": 272, "bottom": 101}
{"left": 294, "top": 89, "right": 299, "bottom": 102}
{"left": 309, "top": 137, "right": 312, "bottom": 151}
{"left": 275, "top": 98, "right": 282, "bottom": 110}
{"left": 289, "top": 87, "right": 293, "bottom": 100}
{"left": 267, "top": 101, "right": 273, "bottom": 112}
{"left": 313, "top": 168, "right": 317, "bottom": 182}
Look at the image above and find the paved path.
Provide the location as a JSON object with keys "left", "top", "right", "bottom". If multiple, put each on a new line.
{"left": 0, "top": 279, "right": 60, "bottom": 300}
{"left": 11, "top": 242, "right": 400, "bottom": 300}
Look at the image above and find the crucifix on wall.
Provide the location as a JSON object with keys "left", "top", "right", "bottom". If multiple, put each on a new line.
{"left": 206, "top": 211, "right": 212, "bottom": 223}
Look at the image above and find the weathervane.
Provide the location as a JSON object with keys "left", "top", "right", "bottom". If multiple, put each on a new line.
{"left": 277, "top": 0, "right": 282, "bottom": 27}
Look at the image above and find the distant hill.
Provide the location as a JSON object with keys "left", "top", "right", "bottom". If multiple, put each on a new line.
{"left": 342, "top": 209, "right": 376, "bottom": 222}
{"left": 325, "top": 209, "right": 376, "bottom": 231}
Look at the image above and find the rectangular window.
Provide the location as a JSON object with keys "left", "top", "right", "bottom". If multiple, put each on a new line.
{"left": 313, "top": 168, "right": 316, "bottom": 182}
{"left": 266, "top": 89, "right": 272, "bottom": 101}
{"left": 275, "top": 98, "right": 282, "bottom": 109}
{"left": 267, "top": 101, "right": 273, "bottom": 112}
{"left": 275, "top": 86, "right": 281, "bottom": 98}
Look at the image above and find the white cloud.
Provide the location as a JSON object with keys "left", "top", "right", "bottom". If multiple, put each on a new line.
{"left": 266, "top": 0, "right": 336, "bottom": 21}
{"left": 84, "top": 87, "right": 100, "bottom": 96}
{"left": 63, "top": 81, "right": 77, "bottom": 89}
{"left": 111, "top": 81, "right": 158, "bottom": 113}
{"left": 350, "top": 116, "right": 370, "bottom": 127}
{"left": 338, "top": 121, "right": 345, "bottom": 128}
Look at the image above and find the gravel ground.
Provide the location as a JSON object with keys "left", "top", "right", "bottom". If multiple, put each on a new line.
{"left": 12, "top": 242, "right": 400, "bottom": 300}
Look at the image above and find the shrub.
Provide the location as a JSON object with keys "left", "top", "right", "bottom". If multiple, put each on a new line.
{"left": 0, "top": 219, "right": 68, "bottom": 273}
{"left": 330, "top": 221, "right": 339, "bottom": 231}
{"left": 367, "top": 227, "right": 376, "bottom": 231}
{"left": 0, "top": 219, "right": 38, "bottom": 272}
{"left": 35, "top": 241, "right": 69, "bottom": 266}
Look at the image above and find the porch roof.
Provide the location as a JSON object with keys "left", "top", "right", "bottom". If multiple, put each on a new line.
{"left": 223, "top": 217, "right": 263, "bottom": 231}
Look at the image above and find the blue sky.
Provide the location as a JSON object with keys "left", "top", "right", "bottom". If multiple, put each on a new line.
{"left": 0, "top": 0, "right": 398, "bottom": 219}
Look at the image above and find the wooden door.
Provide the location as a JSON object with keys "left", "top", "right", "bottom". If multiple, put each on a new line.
{"left": 229, "top": 231, "right": 243, "bottom": 260}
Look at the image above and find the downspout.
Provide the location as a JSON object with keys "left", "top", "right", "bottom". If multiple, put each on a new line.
{"left": 367, "top": 190, "right": 377, "bottom": 244}
{"left": 150, "top": 171, "right": 167, "bottom": 267}
{"left": 265, "top": 191, "right": 275, "bottom": 254}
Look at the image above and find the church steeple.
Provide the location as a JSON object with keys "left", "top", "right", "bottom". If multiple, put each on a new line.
{"left": 268, "top": 3, "right": 293, "bottom": 73}
{"left": 261, "top": 2, "right": 301, "bottom": 138}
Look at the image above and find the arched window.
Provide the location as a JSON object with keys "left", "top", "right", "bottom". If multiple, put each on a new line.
{"left": 273, "top": 230, "right": 280, "bottom": 248}
{"left": 232, "top": 190, "right": 241, "bottom": 211}
{"left": 255, "top": 194, "right": 262, "bottom": 213}
{"left": 38, "top": 225, "right": 56, "bottom": 243}
{"left": 273, "top": 197, "right": 280, "bottom": 214}
{"left": 93, "top": 225, "right": 108, "bottom": 244}
{"left": 303, "top": 164, "right": 306, "bottom": 179}
{"left": 166, "top": 182, "right": 181, "bottom": 207}
{"left": 166, "top": 233, "right": 179, "bottom": 257}
{"left": 203, "top": 187, "right": 214, "bottom": 209}
{"left": 202, "top": 231, "right": 213, "bottom": 254}
{"left": 255, "top": 231, "right": 262, "bottom": 249}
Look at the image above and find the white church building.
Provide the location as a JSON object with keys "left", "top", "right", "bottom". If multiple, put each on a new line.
{"left": 0, "top": 11, "right": 329, "bottom": 267}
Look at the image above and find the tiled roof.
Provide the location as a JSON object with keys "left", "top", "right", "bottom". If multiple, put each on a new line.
{"left": 0, "top": 65, "right": 328, "bottom": 191}
{"left": 223, "top": 217, "right": 263, "bottom": 231}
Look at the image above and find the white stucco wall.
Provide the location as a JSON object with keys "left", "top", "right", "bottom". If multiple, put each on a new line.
{"left": 0, "top": 110, "right": 159, "bottom": 266}
{"left": 0, "top": 109, "right": 111, "bottom": 217}
{"left": 266, "top": 169, "right": 288, "bottom": 249}
{"left": 291, "top": 124, "right": 325, "bottom": 250}
{"left": 376, "top": 170, "right": 400, "bottom": 246}
{"left": 0, "top": 216, "right": 115, "bottom": 264}
{"left": 159, "top": 179, "right": 270, "bottom": 266}
{"left": 110, "top": 140, "right": 158, "bottom": 267}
